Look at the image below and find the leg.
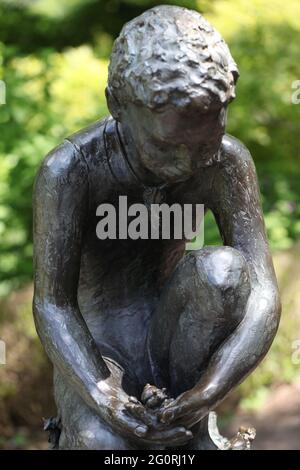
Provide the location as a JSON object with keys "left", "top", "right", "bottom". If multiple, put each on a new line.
{"left": 147, "top": 246, "right": 251, "bottom": 395}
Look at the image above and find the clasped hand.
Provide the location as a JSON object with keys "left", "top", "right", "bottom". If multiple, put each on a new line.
{"left": 98, "top": 359, "right": 211, "bottom": 446}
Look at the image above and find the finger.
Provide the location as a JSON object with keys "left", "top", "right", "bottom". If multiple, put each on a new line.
{"left": 120, "top": 407, "right": 192, "bottom": 446}
{"left": 159, "top": 404, "right": 186, "bottom": 425}
{"left": 146, "top": 426, "right": 193, "bottom": 446}
{"left": 117, "top": 407, "right": 149, "bottom": 438}
{"left": 175, "top": 411, "right": 203, "bottom": 429}
{"left": 134, "top": 425, "right": 149, "bottom": 438}
{"left": 124, "top": 402, "right": 153, "bottom": 427}
{"left": 120, "top": 405, "right": 193, "bottom": 445}
{"left": 174, "top": 428, "right": 193, "bottom": 446}
{"left": 128, "top": 396, "right": 140, "bottom": 405}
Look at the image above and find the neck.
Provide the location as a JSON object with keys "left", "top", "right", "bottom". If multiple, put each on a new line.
{"left": 116, "top": 120, "right": 166, "bottom": 189}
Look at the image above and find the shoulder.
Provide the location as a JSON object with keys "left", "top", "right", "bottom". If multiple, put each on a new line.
{"left": 36, "top": 118, "right": 107, "bottom": 184}
{"left": 221, "top": 134, "right": 252, "bottom": 163}
{"left": 67, "top": 118, "right": 107, "bottom": 161}
{"left": 220, "top": 134, "right": 254, "bottom": 168}
{"left": 34, "top": 140, "right": 85, "bottom": 200}
{"left": 219, "top": 134, "right": 256, "bottom": 178}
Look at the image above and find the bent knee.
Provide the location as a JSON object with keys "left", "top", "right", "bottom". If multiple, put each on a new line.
{"left": 186, "top": 247, "right": 251, "bottom": 326}
{"left": 187, "top": 246, "right": 250, "bottom": 297}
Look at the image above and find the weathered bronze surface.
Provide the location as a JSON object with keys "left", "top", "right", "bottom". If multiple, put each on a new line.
{"left": 33, "top": 5, "right": 281, "bottom": 449}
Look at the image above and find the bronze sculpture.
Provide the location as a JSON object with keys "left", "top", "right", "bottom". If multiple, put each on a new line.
{"left": 33, "top": 5, "right": 281, "bottom": 449}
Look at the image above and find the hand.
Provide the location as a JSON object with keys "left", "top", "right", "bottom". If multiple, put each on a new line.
{"left": 157, "top": 387, "right": 211, "bottom": 430}
{"left": 97, "top": 358, "right": 193, "bottom": 446}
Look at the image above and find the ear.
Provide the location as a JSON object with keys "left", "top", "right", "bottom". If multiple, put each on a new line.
{"left": 105, "top": 86, "right": 121, "bottom": 120}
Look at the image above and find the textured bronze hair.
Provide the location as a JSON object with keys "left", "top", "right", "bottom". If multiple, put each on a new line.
{"left": 107, "top": 5, "right": 239, "bottom": 111}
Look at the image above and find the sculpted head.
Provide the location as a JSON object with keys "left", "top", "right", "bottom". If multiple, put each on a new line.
{"left": 106, "top": 5, "right": 239, "bottom": 182}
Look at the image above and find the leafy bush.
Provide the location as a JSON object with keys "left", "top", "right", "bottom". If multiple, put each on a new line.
{"left": 0, "top": 44, "right": 108, "bottom": 294}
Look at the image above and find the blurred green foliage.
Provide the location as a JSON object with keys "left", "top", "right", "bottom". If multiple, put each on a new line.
{"left": 0, "top": 44, "right": 108, "bottom": 294}
{"left": 0, "top": 0, "right": 300, "bottom": 295}
{"left": 0, "top": 0, "right": 203, "bottom": 54}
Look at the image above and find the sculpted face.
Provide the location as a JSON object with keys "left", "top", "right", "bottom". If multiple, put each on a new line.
{"left": 120, "top": 99, "right": 228, "bottom": 183}
{"left": 108, "top": 4, "right": 238, "bottom": 185}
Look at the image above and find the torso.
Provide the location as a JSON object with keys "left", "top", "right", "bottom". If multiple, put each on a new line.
{"left": 67, "top": 117, "right": 215, "bottom": 386}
